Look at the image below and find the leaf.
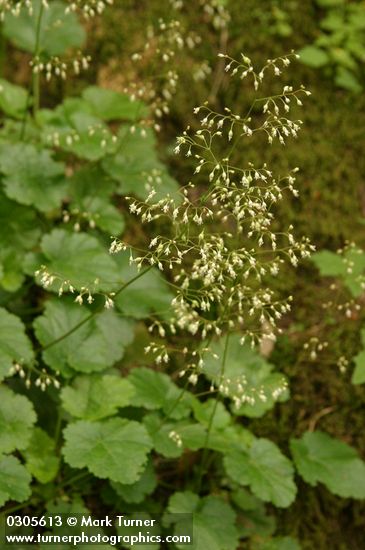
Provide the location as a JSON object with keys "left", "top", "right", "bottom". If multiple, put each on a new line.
{"left": 63, "top": 418, "right": 153, "bottom": 484}
{"left": 0, "top": 455, "right": 32, "bottom": 507}
{"left": 203, "top": 334, "right": 289, "bottom": 417}
{"left": 166, "top": 492, "right": 239, "bottom": 550}
{"left": 351, "top": 350, "right": 365, "bottom": 385}
{"left": 224, "top": 438, "right": 297, "bottom": 508}
{"left": 312, "top": 248, "right": 365, "bottom": 296}
{"left": 102, "top": 125, "right": 179, "bottom": 201}
{"left": 0, "top": 192, "right": 40, "bottom": 251}
{"left": 0, "top": 143, "right": 67, "bottom": 212}
{"left": 36, "top": 229, "right": 121, "bottom": 292}
{"left": 0, "top": 193, "right": 41, "bottom": 292}
{"left": 0, "top": 249, "right": 27, "bottom": 292}
{"left": 143, "top": 413, "right": 184, "bottom": 458}
{"left": 69, "top": 165, "right": 116, "bottom": 199}
{"left": 3, "top": 0, "right": 86, "bottom": 55}
{"left": 330, "top": 47, "right": 357, "bottom": 70}
{"left": 34, "top": 298, "right": 134, "bottom": 376}
{"left": 44, "top": 497, "right": 112, "bottom": 550}
{"left": 60, "top": 112, "right": 117, "bottom": 161}
{"left": 40, "top": 109, "right": 118, "bottom": 161}
{"left": 61, "top": 374, "right": 135, "bottom": 420}
{"left": 0, "top": 79, "right": 28, "bottom": 118}
{"left": 192, "top": 399, "right": 231, "bottom": 430}
{"left": 335, "top": 67, "right": 362, "bottom": 93}
{"left": 0, "top": 308, "right": 34, "bottom": 381}
{"left": 23, "top": 427, "right": 60, "bottom": 483}
{"left": 298, "top": 46, "right": 330, "bottom": 68}
{"left": 0, "top": 386, "right": 36, "bottom": 454}
{"left": 73, "top": 197, "right": 124, "bottom": 235}
{"left": 82, "top": 86, "right": 148, "bottom": 121}
{"left": 320, "top": 13, "right": 344, "bottom": 32}
{"left": 111, "top": 460, "right": 157, "bottom": 503}
{"left": 290, "top": 431, "right": 365, "bottom": 499}
{"left": 312, "top": 250, "right": 347, "bottom": 277}
{"left": 114, "top": 252, "right": 174, "bottom": 319}
{"left": 128, "top": 367, "right": 192, "bottom": 419}
{"left": 231, "top": 488, "right": 276, "bottom": 538}
{"left": 66, "top": 165, "right": 124, "bottom": 234}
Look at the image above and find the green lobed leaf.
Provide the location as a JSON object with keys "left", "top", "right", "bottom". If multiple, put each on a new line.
{"left": 0, "top": 308, "right": 34, "bottom": 381}
{"left": 0, "top": 455, "right": 32, "bottom": 507}
{"left": 290, "top": 431, "right": 365, "bottom": 499}
{"left": 68, "top": 166, "right": 124, "bottom": 235}
{"left": 0, "top": 143, "right": 67, "bottom": 212}
{"left": 203, "top": 334, "right": 289, "bottom": 418}
{"left": 298, "top": 45, "right": 330, "bottom": 68}
{"left": 143, "top": 413, "right": 184, "bottom": 458}
{"left": 61, "top": 374, "right": 135, "bottom": 420}
{"left": 312, "top": 248, "right": 365, "bottom": 296}
{"left": 0, "top": 385, "right": 36, "bottom": 454}
{"left": 166, "top": 491, "right": 239, "bottom": 550}
{"left": 40, "top": 109, "right": 118, "bottom": 161}
{"left": 82, "top": 86, "right": 148, "bottom": 121}
{"left": 111, "top": 460, "right": 157, "bottom": 503}
{"left": 0, "top": 193, "right": 41, "bottom": 292}
{"left": 62, "top": 418, "right": 153, "bottom": 484}
{"left": 231, "top": 488, "right": 276, "bottom": 538}
{"left": 35, "top": 229, "right": 121, "bottom": 292}
{"left": 114, "top": 251, "right": 174, "bottom": 319}
{"left": 128, "top": 367, "right": 192, "bottom": 419}
{"left": 224, "top": 438, "right": 297, "bottom": 508}
{"left": 34, "top": 298, "right": 134, "bottom": 376}
{"left": 102, "top": 125, "right": 179, "bottom": 201}
{"left": 192, "top": 399, "right": 231, "bottom": 430}
{"left": 3, "top": 0, "right": 86, "bottom": 55}
{"left": 0, "top": 79, "right": 28, "bottom": 118}
{"left": 23, "top": 427, "right": 60, "bottom": 484}
{"left": 335, "top": 67, "right": 362, "bottom": 93}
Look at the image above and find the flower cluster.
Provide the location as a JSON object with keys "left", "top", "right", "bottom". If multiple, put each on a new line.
{"left": 9, "top": 362, "right": 61, "bottom": 391}
{"left": 216, "top": 372, "right": 288, "bottom": 409}
{"left": 110, "top": 52, "right": 314, "bottom": 388}
{"left": 31, "top": 52, "right": 91, "bottom": 81}
{"left": 0, "top": 0, "right": 36, "bottom": 18}
{"left": 126, "top": 18, "right": 201, "bottom": 130}
{"left": 170, "top": 0, "right": 230, "bottom": 30}
{"left": 35, "top": 266, "right": 115, "bottom": 309}
{"left": 65, "top": 0, "right": 113, "bottom": 18}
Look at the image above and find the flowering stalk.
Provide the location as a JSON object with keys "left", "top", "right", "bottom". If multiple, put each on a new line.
{"left": 111, "top": 52, "right": 314, "bottom": 400}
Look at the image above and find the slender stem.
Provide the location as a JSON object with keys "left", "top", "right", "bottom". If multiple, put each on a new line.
{"left": 40, "top": 267, "right": 152, "bottom": 352}
{"left": 151, "top": 379, "right": 190, "bottom": 436}
{"left": 32, "top": 2, "right": 45, "bottom": 117}
{"left": 20, "top": 1, "right": 45, "bottom": 139}
{"left": 57, "top": 471, "right": 91, "bottom": 490}
{"left": 196, "top": 331, "right": 230, "bottom": 492}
